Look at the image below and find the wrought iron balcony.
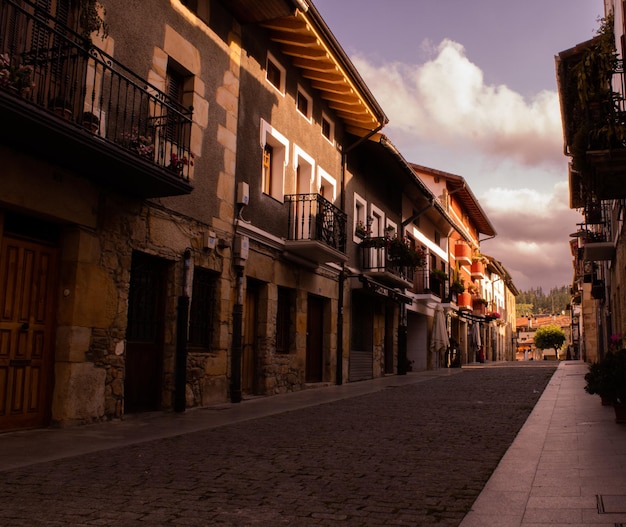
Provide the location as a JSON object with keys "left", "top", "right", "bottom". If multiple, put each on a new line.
{"left": 410, "top": 268, "right": 452, "bottom": 302}
{"left": 557, "top": 45, "right": 626, "bottom": 203}
{"left": 571, "top": 216, "right": 615, "bottom": 262}
{"left": 359, "top": 236, "right": 416, "bottom": 288}
{"left": 0, "top": 0, "right": 193, "bottom": 198}
{"left": 284, "top": 193, "right": 347, "bottom": 264}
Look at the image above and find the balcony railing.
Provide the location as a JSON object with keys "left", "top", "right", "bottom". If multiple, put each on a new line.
{"left": 0, "top": 0, "right": 193, "bottom": 196}
{"left": 412, "top": 269, "right": 449, "bottom": 299}
{"left": 561, "top": 54, "right": 626, "bottom": 202}
{"left": 285, "top": 193, "right": 347, "bottom": 257}
{"left": 360, "top": 236, "right": 415, "bottom": 286}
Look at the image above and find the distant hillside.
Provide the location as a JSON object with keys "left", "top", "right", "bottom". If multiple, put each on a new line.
{"left": 516, "top": 286, "right": 569, "bottom": 317}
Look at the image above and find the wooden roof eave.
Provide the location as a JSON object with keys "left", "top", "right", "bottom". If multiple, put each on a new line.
{"left": 261, "top": 8, "right": 388, "bottom": 137}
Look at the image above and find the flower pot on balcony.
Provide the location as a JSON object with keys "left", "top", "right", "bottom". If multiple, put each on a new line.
{"left": 457, "top": 292, "right": 472, "bottom": 310}
{"left": 471, "top": 260, "right": 485, "bottom": 279}
{"left": 473, "top": 298, "right": 487, "bottom": 315}
{"left": 49, "top": 96, "right": 73, "bottom": 120}
{"left": 81, "top": 111, "right": 100, "bottom": 133}
{"left": 454, "top": 242, "right": 471, "bottom": 265}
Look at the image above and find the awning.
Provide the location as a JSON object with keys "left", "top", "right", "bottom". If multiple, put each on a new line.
{"left": 358, "top": 276, "right": 412, "bottom": 304}
{"left": 457, "top": 310, "right": 485, "bottom": 322}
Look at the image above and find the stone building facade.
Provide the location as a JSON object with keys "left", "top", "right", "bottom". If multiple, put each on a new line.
{"left": 0, "top": 0, "right": 510, "bottom": 432}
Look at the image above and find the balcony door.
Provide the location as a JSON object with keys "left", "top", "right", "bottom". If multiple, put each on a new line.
{"left": 291, "top": 159, "right": 314, "bottom": 240}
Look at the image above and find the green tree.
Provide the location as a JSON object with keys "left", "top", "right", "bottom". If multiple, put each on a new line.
{"left": 534, "top": 324, "right": 566, "bottom": 360}
{"left": 516, "top": 303, "right": 534, "bottom": 317}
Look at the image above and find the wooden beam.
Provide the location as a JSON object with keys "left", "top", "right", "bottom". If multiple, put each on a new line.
{"left": 281, "top": 44, "right": 328, "bottom": 59}
{"left": 270, "top": 31, "right": 318, "bottom": 46}
{"left": 301, "top": 70, "right": 345, "bottom": 84}
{"left": 291, "top": 57, "right": 337, "bottom": 72}
{"left": 344, "top": 125, "right": 383, "bottom": 140}
{"left": 261, "top": 18, "right": 307, "bottom": 32}
{"left": 334, "top": 111, "right": 375, "bottom": 124}
{"left": 310, "top": 79, "right": 353, "bottom": 94}
{"left": 328, "top": 101, "right": 367, "bottom": 115}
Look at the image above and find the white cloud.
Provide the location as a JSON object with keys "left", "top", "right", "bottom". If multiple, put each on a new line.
{"left": 352, "top": 39, "right": 564, "bottom": 168}
{"left": 350, "top": 41, "right": 579, "bottom": 291}
{"left": 479, "top": 182, "right": 581, "bottom": 291}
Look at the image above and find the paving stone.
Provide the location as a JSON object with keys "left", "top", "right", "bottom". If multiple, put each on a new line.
{"left": 0, "top": 365, "right": 556, "bottom": 527}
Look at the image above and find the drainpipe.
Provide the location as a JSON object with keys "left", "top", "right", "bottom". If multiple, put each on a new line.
{"left": 174, "top": 249, "right": 192, "bottom": 413}
{"left": 337, "top": 124, "right": 385, "bottom": 385}
{"left": 230, "top": 263, "right": 245, "bottom": 403}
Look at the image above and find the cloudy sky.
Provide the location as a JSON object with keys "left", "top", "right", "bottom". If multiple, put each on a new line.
{"left": 312, "top": 0, "right": 605, "bottom": 292}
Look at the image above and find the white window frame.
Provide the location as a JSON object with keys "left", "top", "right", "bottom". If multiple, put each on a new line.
{"left": 370, "top": 204, "right": 385, "bottom": 238}
{"left": 385, "top": 219, "right": 397, "bottom": 238}
{"left": 296, "top": 85, "right": 312, "bottom": 121}
{"left": 354, "top": 193, "right": 367, "bottom": 243}
{"left": 265, "top": 52, "right": 286, "bottom": 95}
{"left": 317, "top": 167, "right": 337, "bottom": 202}
{"left": 293, "top": 144, "right": 315, "bottom": 195}
{"left": 321, "top": 112, "right": 334, "bottom": 144}
{"left": 260, "top": 118, "right": 289, "bottom": 201}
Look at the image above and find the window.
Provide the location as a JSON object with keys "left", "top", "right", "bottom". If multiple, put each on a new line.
{"left": 266, "top": 53, "right": 285, "bottom": 93}
{"left": 370, "top": 205, "right": 384, "bottom": 237}
{"left": 181, "top": 0, "right": 209, "bottom": 23}
{"left": 188, "top": 268, "right": 217, "bottom": 350}
{"left": 429, "top": 253, "right": 437, "bottom": 273}
{"left": 296, "top": 86, "right": 312, "bottom": 120}
{"left": 321, "top": 113, "right": 334, "bottom": 143}
{"left": 166, "top": 65, "right": 185, "bottom": 142}
{"left": 293, "top": 145, "right": 314, "bottom": 195}
{"left": 385, "top": 220, "right": 397, "bottom": 238}
{"left": 318, "top": 168, "right": 336, "bottom": 201}
{"left": 262, "top": 144, "right": 273, "bottom": 195}
{"left": 354, "top": 193, "right": 367, "bottom": 241}
{"left": 276, "top": 287, "right": 295, "bottom": 353}
{"left": 260, "top": 119, "right": 289, "bottom": 200}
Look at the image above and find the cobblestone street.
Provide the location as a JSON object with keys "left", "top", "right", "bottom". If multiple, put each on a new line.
{"left": 0, "top": 364, "right": 556, "bottom": 527}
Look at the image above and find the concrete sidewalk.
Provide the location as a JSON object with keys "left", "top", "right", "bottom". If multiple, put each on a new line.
{"left": 460, "top": 360, "right": 626, "bottom": 526}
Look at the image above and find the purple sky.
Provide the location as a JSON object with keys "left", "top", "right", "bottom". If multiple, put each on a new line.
{"left": 311, "top": 0, "right": 604, "bottom": 293}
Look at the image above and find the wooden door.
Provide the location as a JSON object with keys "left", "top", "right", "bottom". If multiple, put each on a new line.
{"left": 242, "top": 281, "right": 259, "bottom": 394}
{"left": 124, "top": 252, "right": 167, "bottom": 413}
{"left": 0, "top": 237, "right": 58, "bottom": 431}
{"left": 305, "top": 295, "right": 324, "bottom": 383}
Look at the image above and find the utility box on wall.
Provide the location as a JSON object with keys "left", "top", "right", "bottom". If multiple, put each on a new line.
{"left": 233, "top": 234, "right": 249, "bottom": 260}
{"left": 237, "top": 182, "right": 249, "bottom": 206}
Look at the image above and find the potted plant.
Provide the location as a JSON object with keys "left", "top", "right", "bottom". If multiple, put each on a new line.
{"left": 431, "top": 268, "right": 447, "bottom": 282}
{"left": 473, "top": 297, "right": 488, "bottom": 315}
{"left": 81, "top": 111, "right": 100, "bottom": 133}
{"left": 79, "top": 0, "right": 109, "bottom": 41}
{"left": 169, "top": 151, "right": 194, "bottom": 176}
{"left": 450, "top": 278, "right": 465, "bottom": 294}
{"left": 119, "top": 127, "right": 154, "bottom": 158}
{"left": 0, "top": 54, "right": 34, "bottom": 96}
{"left": 49, "top": 96, "right": 73, "bottom": 120}
{"left": 386, "top": 236, "right": 425, "bottom": 268}
{"left": 584, "top": 349, "right": 626, "bottom": 422}
{"left": 354, "top": 220, "right": 370, "bottom": 239}
{"left": 584, "top": 361, "right": 613, "bottom": 405}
